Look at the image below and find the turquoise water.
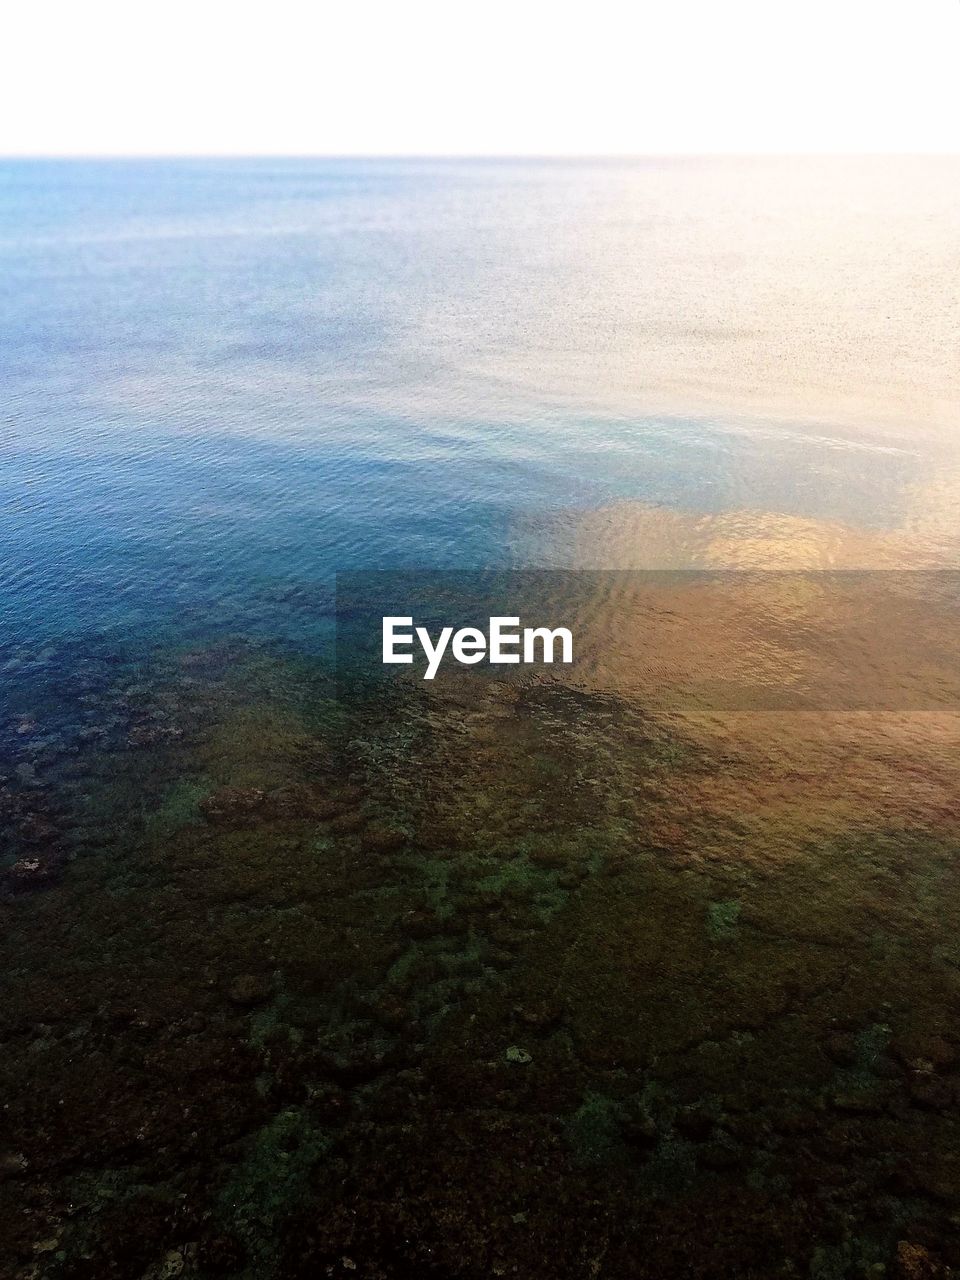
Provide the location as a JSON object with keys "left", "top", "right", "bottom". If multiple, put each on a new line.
{"left": 3, "top": 157, "right": 959, "bottom": 652}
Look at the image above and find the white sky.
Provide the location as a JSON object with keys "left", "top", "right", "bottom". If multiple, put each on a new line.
{"left": 3, "top": 0, "right": 959, "bottom": 155}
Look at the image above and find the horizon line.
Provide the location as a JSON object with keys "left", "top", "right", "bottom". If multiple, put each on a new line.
{"left": 3, "top": 150, "right": 960, "bottom": 162}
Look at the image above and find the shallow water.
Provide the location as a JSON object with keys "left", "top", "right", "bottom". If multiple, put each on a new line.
{"left": 2, "top": 159, "right": 960, "bottom": 1279}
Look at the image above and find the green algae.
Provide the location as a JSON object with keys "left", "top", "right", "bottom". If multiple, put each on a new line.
{"left": 505, "top": 1044, "right": 533, "bottom": 1065}
{"left": 565, "top": 1092, "right": 626, "bottom": 1164}
{"left": 476, "top": 853, "right": 569, "bottom": 922}
{"left": 146, "top": 777, "right": 210, "bottom": 833}
{"left": 707, "top": 898, "right": 742, "bottom": 941}
{"left": 403, "top": 852, "right": 456, "bottom": 918}
{"left": 218, "top": 1108, "right": 331, "bottom": 1276}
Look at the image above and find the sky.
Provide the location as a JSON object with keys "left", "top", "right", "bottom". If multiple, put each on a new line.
{"left": 3, "top": 0, "right": 959, "bottom": 155}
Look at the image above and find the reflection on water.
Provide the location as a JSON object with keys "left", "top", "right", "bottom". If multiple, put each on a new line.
{"left": 3, "top": 157, "right": 960, "bottom": 645}
{"left": 2, "top": 159, "right": 960, "bottom": 1278}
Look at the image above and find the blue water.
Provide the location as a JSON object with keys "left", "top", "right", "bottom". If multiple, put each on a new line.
{"left": 2, "top": 157, "right": 958, "bottom": 653}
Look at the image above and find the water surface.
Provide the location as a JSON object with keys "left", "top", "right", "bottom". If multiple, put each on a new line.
{"left": 3, "top": 157, "right": 959, "bottom": 648}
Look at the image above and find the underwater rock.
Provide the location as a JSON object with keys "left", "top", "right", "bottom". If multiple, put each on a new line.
{"left": 360, "top": 823, "right": 406, "bottom": 854}
{"left": 823, "top": 1030, "right": 859, "bottom": 1068}
{"left": 16, "top": 813, "right": 58, "bottom": 844}
{"left": 555, "top": 868, "right": 586, "bottom": 890}
{"left": 76, "top": 724, "right": 107, "bottom": 743}
{"left": 317, "top": 1041, "right": 403, "bottom": 1086}
{"left": 505, "top": 1046, "right": 533, "bottom": 1065}
{"left": 402, "top": 908, "right": 447, "bottom": 940}
{"left": 620, "top": 1099, "right": 659, "bottom": 1148}
{"left": 200, "top": 787, "right": 269, "bottom": 825}
{"left": 907, "top": 1075, "right": 955, "bottom": 1111}
{"left": 227, "top": 974, "right": 272, "bottom": 1007}
{"left": 2, "top": 851, "right": 64, "bottom": 893}
{"left": 0, "top": 1152, "right": 28, "bottom": 1181}
{"left": 889, "top": 1148, "right": 960, "bottom": 1204}
{"left": 489, "top": 923, "right": 534, "bottom": 950}
{"left": 362, "top": 994, "right": 412, "bottom": 1034}
{"left": 195, "top": 1233, "right": 244, "bottom": 1273}
{"left": 270, "top": 783, "right": 341, "bottom": 820}
{"left": 327, "top": 809, "right": 367, "bottom": 835}
{"left": 126, "top": 722, "right": 183, "bottom": 748}
{"left": 829, "top": 1086, "right": 887, "bottom": 1116}
{"left": 771, "top": 1107, "right": 819, "bottom": 1137}
{"left": 142, "top": 1247, "right": 190, "bottom": 1279}
{"left": 895, "top": 1241, "right": 946, "bottom": 1280}
{"left": 514, "top": 1000, "right": 563, "bottom": 1032}
{"left": 674, "top": 1104, "right": 715, "bottom": 1141}
{"left": 197, "top": 778, "right": 363, "bottom": 829}
{"left": 892, "top": 1034, "right": 956, "bottom": 1073}
{"left": 526, "top": 844, "right": 569, "bottom": 870}
{"left": 697, "top": 1139, "right": 744, "bottom": 1171}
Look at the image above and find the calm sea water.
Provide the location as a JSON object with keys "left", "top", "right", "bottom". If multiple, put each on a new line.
{"left": 2, "top": 157, "right": 959, "bottom": 652}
